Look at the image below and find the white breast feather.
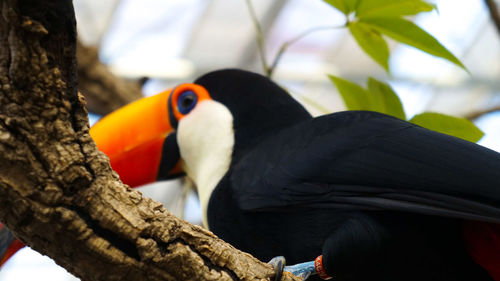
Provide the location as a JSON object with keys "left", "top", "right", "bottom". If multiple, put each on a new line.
{"left": 176, "top": 100, "right": 234, "bottom": 227}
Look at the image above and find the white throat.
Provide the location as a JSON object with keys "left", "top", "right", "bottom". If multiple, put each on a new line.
{"left": 176, "top": 100, "right": 234, "bottom": 227}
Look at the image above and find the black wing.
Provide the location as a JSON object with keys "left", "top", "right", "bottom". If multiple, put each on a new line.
{"left": 230, "top": 111, "right": 500, "bottom": 223}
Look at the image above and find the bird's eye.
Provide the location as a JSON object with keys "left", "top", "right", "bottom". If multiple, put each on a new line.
{"left": 177, "top": 91, "right": 198, "bottom": 114}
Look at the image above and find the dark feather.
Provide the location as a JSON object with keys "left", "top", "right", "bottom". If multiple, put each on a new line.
{"left": 231, "top": 111, "right": 500, "bottom": 222}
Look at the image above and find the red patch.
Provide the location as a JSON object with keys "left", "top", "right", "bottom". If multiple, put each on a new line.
{"left": 1, "top": 239, "right": 24, "bottom": 266}
{"left": 463, "top": 221, "right": 500, "bottom": 281}
{"left": 315, "top": 255, "right": 333, "bottom": 280}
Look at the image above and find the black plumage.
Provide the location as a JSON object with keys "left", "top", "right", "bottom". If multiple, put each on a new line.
{"left": 194, "top": 69, "right": 500, "bottom": 281}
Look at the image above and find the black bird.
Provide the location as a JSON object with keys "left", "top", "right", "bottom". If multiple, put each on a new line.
{"left": 88, "top": 69, "right": 500, "bottom": 281}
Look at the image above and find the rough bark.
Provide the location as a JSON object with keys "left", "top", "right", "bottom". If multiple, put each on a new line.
{"left": 0, "top": 1, "right": 299, "bottom": 280}
{"left": 485, "top": 0, "right": 500, "bottom": 37}
{"left": 77, "top": 40, "right": 143, "bottom": 116}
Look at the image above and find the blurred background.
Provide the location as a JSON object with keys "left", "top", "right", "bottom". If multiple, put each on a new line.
{"left": 1, "top": 0, "right": 499, "bottom": 279}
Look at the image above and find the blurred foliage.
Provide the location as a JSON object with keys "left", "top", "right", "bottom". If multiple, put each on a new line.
{"left": 323, "top": 0, "right": 482, "bottom": 142}
{"left": 329, "top": 76, "right": 406, "bottom": 119}
{"left": 329, "top": 75, "right": 484, "bottom": 142}
{"left": 248, "top": 0, "right": 483, "bottom": 142}
{"left": 409, "top": 113, "right": 484, "bottom": 143}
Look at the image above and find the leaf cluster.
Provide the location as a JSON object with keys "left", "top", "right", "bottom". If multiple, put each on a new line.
{"left": 244, "top": 0, "right": 482, "bottom": 142}
{"left": 321, "top": 0, "right": 483, "bottom": 142}
{"left": 329, "top": 75, "right": 484, "bottom": 143}
{"left": 324, "top": 0, "right": 465, "bottom": 72}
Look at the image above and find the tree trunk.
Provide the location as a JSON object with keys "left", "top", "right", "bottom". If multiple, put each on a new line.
{"left": 0, "top": 1, "right": 299, "bottom": 280}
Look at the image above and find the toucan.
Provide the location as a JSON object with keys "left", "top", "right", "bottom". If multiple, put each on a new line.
{"left": 2, "top": 69, "right": 500, "bottom": 281}
{"left": 88, "top": 69, "right": 500, "bottom": 281}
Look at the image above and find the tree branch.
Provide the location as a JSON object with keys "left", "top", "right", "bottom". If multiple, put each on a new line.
{"left": 244, "top": 0, "right": 343, "bottom": 78}
{"left": 244, "top": 0, "right": 271, "bottom": 76}
{"left": 267, "top": 25, "right": 342, "bottom": 78}
{"left": 465, "top": 104, "right": 500, "bottom": 120}
{"left": 0, "top": 0, "right": 299, "bottom": 280}
{"left": 77, "top": 40, "right": 143, "bottom": 116}
{"left": 484, "top": 0, "right": 500, "bottom": 36}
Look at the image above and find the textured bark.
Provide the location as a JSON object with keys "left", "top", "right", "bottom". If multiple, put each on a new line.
{"left": 77, "top": 40, "right": 143, "bottom": 116}
{"left": 484, "top": 0, "right": 500, "bottom": 37}
{"left": 0, "top": 1, "right": 299, "bottom": 280}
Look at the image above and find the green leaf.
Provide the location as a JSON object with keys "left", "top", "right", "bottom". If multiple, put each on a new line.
{"left": 345, "top": 0, "right": 361, "bottom": 12}
{"left": 348, "top": 22, "right": 390, "bottom": 72}
{"left": 356, "top": 0, "right": 435, "bottom": 18}
{"left": 409, "top": 112, "right": 484, "bottom": 143}
{"left": 360, "top": 17, "right": 466, "bottom": 70}
{"left": 324, "top": 0, "right": 360, "bottom": 15}
{"left": 367, "top": 78, "right": 406, "bottom": 119}
{"left": 324, "top": 0, "right": 349, "bottom": 14}
{"left": 329, "top": 75, "right": 372, "bottom": 110}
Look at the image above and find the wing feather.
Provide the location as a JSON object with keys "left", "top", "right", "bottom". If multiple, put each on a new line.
{"left": 231, "top": 111, "right": 500, "bottom": 222}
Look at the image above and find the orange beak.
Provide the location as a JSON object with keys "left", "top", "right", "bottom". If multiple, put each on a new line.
{"left": 90, "top": 89, "right": 182, "bottom": 187}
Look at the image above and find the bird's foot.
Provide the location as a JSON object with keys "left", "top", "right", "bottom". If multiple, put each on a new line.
{"left": 283, "top": 260, "right": 314, "bottom": 280}
{"left": 269, "top": 256, "right": 317, "bottom": 280}
{"left": 268, "top": 256, "right": 285, "bottom": 281}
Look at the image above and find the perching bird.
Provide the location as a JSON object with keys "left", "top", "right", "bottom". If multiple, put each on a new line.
{"left": 89, "top": 69, "right": 500, "bottom": 281}
{"left": 88, "top": 69, "right": 500, "bottom": 281}
{"left": 7, "top": 69, "right": 499, "bottom": 280}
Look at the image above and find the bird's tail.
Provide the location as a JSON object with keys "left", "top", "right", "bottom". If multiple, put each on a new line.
{"left": 463, "top": 221, "right": 500, "bottom": 281}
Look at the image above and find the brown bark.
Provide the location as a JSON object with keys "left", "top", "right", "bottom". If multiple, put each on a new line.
{"left": 0, "top": 1, "right": 299, "bottom": 280}
{"left": 77, "top": 40, "right": 143, "bottom": 116}
{"left": 484, "top": 0, "right": 500, "bottom": 37}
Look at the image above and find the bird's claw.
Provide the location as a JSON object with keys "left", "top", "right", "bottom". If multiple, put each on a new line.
{"left": 269, "top": 256, "right": 314, "bottom": 280}
{"left": 268, "top": 256, "right": 286, "bottom": 281}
